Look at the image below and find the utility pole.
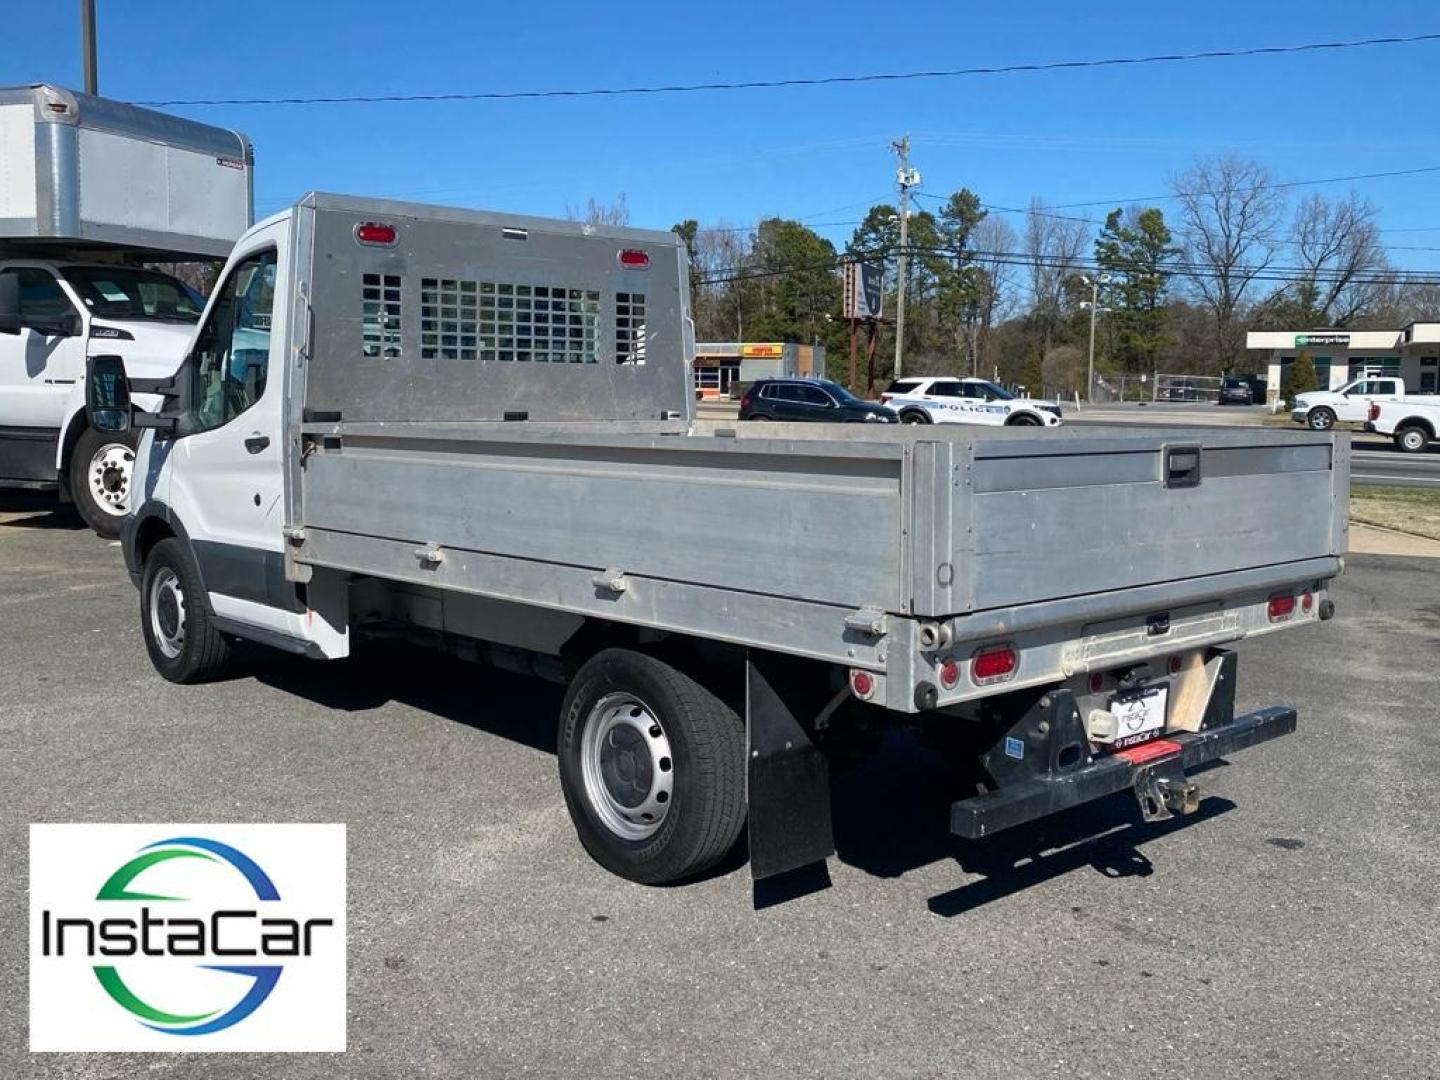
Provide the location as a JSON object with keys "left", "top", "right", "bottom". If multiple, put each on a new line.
{"left": 1080, "top": 273, "right": 1110, "bottom": 403}
{"left": 890, "top": 136, "right": 920, "bottom": 380}
{"left": 80, "top": 0, "right": 98, "bottom": 95}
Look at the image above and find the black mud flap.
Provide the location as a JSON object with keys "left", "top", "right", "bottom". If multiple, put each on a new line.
{"left": 745, "top": 651, "right": 834, "bottom": 880}
{"left": 950, "top": 651, "right": 1296, "bottom": 839}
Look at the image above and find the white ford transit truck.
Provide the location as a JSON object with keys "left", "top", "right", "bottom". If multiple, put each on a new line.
{"left": 0, "top": 83, "right": 252, "bottom": 534}
{"left": 86, "top": 194, "right": 1347, "bottom": 888}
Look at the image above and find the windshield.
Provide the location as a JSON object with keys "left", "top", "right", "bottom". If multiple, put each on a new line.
{"left": 1223, "top": 378, "right": 1244, "bottom": 389}
{"left": 975, "top": 380, "right": 1014, "bottom": 401}
{"left": 60, "top": 267, "right": 205, "bottom": 323}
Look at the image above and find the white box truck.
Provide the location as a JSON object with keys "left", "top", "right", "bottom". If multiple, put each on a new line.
{"left": 84, "top": 194, "right": 1347, "bottom": 888}
{"left": 0, "top": 83, "right": 252, "bottom": 534}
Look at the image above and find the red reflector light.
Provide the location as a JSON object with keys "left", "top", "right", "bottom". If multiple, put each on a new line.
{"left": 1268, "top": 593, "right": 1296, "bottom": 621}
{"left": 850, "top": 670, "right": 875, "bottom": 699}
{"left": 355, "top": 222, "right": 397, "bottom": 246}
{"left": 1088, "top": 672, "right": 1104, "bottom": 694}
{"left": 1302, "top": 591, "right": 1314, "bottom": 612}
{"left": 972, "top": 645, "right": 1018, "bottom": 684}
{"left": 938, "top": 659, "right": 960, "bottom": 689}
{"left": 1169, "top": 655, "right": 1183, "bottom": 675}
{"left": 618, "top": 248, "right": 651, "bottom": 269}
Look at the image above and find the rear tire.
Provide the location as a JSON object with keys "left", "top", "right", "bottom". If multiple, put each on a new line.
{"left": 558, "top": 648, "right": 746, "bottom": 884}
{"left": 1006, "top": 413, "right": 1041, "bottom": 426}
{"left": 1307, "top": 407, "right": 1336, "bottom": 431}
{"left": 69, "top": 426, "right": 140, "bottom": 538}
{"left": 1395, "top": 425, "right": 1430, "bottom": 454}
{"left": 140, "top": 538, "right": 232, "bottom": 684}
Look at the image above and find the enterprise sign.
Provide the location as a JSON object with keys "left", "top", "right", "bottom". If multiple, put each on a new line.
{"left": 1294, "top": 333, "right": 1350, "bottom": 347}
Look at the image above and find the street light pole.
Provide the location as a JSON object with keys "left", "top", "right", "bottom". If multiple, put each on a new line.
{"left": 1081, "top": 273, "right": 1110, "bottom": 403}
{"left": 80, "top": 0, "right": 98, "bottom": 95}
{"left": 890, "top": 136, "right": 920, "bottom": 380}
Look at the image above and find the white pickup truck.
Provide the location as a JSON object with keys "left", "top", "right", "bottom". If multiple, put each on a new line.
{"left": 1366, "top": 399, "right": 1440, "bottom": 453}
{"left": 0, "top": 83, "right": 251, "bottom": 534}
{"left": 84, "top": 193, "right": 1345, "bottom": 888}
{"left": 1289, "top": 376, "right": 1439, "bottom": 432}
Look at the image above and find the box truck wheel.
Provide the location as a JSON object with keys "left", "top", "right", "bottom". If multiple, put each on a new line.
{"left": 70, "top": 426, "right": 139, "bottom": 538}
{"left": 140, "top": 538, "right": 232, "bottom": 684}
{"left": 558, "top": 649, "right": 745, "bottom": 884}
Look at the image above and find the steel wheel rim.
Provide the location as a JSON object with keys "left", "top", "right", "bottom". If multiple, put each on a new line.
{"left": 1403, "top": 430, "right": 1425, "bottom": 451}
{"left": 148, "top": 567, "right": 186, "bottom": 659}
{"left": 88, "top": 442, "right": 134, "bottom": 517}
{"left": 580, "top": 693, "right": 674, "bottom": 840}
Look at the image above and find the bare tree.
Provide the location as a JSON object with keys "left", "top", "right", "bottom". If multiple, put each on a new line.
{"left": 1289, "top": 192, "right": 1387, "bottom": 325}
{"left": 1171, "top": 156, "right": 1282, "bottom": 370}
{"left": 1023, "top": 199, "right": 1089, "bottom": 359}
{"left": 971, "top": 215, "right": 1018, "bottom": 375}
{"left": 566, "top": 193, "right": 630, "bottom": 227}
{"left": 688, "top": 223, "right": 749, "bottom": 340}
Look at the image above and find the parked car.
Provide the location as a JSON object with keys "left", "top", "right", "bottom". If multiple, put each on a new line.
{"left": 739, "top": 378, "right": 897, "bottom": 423}
{"left": 881, "top": 376, "right": 1061, "bottom": 427}
{"left": 1218, "top": 376, "right": 1254, "bottom": 405}
{"left": 1289, "top": 376, "right": 1426, "bottom": 431}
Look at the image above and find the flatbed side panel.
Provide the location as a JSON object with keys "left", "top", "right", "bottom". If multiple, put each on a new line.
{"left": 300, "top": 435, "right": 904, "bottom": 609}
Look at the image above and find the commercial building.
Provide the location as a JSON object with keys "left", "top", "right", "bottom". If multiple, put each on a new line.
{"left": 1246, "top": 324, "right": 1440, "bottom": 403}
{"left": 693, "top": 342, "right": 826, "bottom": 399}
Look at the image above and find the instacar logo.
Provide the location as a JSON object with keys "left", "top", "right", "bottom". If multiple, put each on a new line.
{"left": 30, "top": 824, "right": 346, "bottom": 1053}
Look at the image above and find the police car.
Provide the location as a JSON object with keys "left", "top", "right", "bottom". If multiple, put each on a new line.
{"left": 880, "top": 377, "right": 1063, "bottom": 427}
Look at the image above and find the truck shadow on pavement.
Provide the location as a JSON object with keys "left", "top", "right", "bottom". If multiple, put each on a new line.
{"left": 238, "top": 641, "right": 1237, "bottom": 909}
{"left": 0, "top": 491, "right": 84, "bottom": 530}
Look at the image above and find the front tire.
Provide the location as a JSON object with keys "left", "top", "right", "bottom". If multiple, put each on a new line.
{"left": 70, "top": 426, "right": 140, "bottom": 538}
{"left": 1395, "top": 425, "right": 1430, "bottom": 454}
{"left": 899, "top": 409, "right": 930, "bottom": 425}
{"left": 1307, "top": 407, "right": 1336, "bottom": 431}
{"left": 140, "top": 538, "right": 232, "bottom": 684}
{"left": 558, "top": 648, "right": 745, "bottom": 884}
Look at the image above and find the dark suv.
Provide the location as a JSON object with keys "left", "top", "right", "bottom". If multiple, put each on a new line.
{"left": 1219, "top": 377, "right": 1255, "bottom": 405}
{"left": 739, "top": 379, "right": 898, "bottom": 423}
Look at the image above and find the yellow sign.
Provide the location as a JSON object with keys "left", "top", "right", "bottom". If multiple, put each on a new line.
{"left": 740, "top": 343, "right": 784, "bottom": 359}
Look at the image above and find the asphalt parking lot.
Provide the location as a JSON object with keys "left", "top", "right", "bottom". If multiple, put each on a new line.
{"left": 2, "top": 496, "right": 1437, "bottom": 1079}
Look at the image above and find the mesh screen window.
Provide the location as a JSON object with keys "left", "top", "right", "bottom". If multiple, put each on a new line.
{"left": 362, "top": 274, "right": 403, "bottom": 359}
{"left": 422, "top": 278, "right": 601, "bottom": 363}
{"left": 616, "top": 292, "right": 646, "bottom": 364}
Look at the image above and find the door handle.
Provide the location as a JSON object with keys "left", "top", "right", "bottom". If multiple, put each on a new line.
{"left": 244, "top": 433, "right": 270, "bottom": 454}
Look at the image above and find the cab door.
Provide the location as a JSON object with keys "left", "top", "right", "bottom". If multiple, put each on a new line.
{"left": 166, "top": 225, "right": 289, "bottom": 621}
{"left": 0, "top": 266, "right": 85, "bottom": 430}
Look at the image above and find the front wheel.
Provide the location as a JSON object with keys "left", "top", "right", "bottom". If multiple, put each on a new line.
{"left": 558, "top": 649, "right": 746, "bottom": 884}
{"left": 1307, "top": 407, "right": 1336, "bottom": 431}
{"left": 69, "top": 426, "right": 140, "bottom": 537}
{"left": 1395, "top": 425, "right": 1430, "bottom": 454}
{"left": 899, "top": 409, "right": 930, "bottom": 425}
{"left": 140, "top": 538, "right": 232, "bottom": 683}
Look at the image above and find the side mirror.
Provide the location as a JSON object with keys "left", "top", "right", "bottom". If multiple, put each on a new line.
{"left": 86, "top": 354, "right": 133, "bottom": 433}
{"left": 0, "top": 274, "right": 19, "bottom": 335}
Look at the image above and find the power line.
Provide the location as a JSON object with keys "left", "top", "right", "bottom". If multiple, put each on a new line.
{"left": 1047, "top": 164, "right": 1440, "bottom": 209}
{"left": 136, "top": 32, "right": 1440, "bottom": 107}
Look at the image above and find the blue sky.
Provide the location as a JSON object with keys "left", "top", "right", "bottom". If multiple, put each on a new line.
{"left": 6, "top": 1, "right": 1439, "bottom": 270}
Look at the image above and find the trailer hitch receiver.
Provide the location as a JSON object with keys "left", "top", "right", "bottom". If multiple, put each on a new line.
{"left": 1134, "top": 757, "right": 1200, "bottom": 822}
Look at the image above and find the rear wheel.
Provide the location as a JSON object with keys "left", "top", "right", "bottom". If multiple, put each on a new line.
{"left": 140, "top": 538, "right": 231, "bottom": 683}
{"left": 70, "top": 426, "right": 140, "bottom": 538}
{"left": 558, "top": 648, "right": 746, "bottom": 884}
{"left": 899, "top": 409, "right": 930, "bottom": 425}
{"left": 1307, "top": 407, "right": 1336, "bottom": 431}
{"left": 1395, "top": 425, "right": 1430, "bottom": 453}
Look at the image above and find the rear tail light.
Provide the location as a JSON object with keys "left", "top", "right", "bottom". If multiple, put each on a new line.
{"left": 1368, "top": 403, "right": 1381, "bottom": 421}
{"left": 740, "top": 394, "right": 752, "bottom": 409}
{"left": 880, "top": 394, "right": 893, "bottom": 403}
{"left": 1267, "top": 593, "right": 1296, "bottom": 622}
{"left": 850, "top": 669, "right": 876, "bottom": 700}
{"left": 354, "top": 222, "right": 398, "bottom": 246}
{"left": 971, "top": 644, "right": 1018, "bottom": 685}
{"left": 618, "top": 248, "right": 651, "bottom": 269}
{"left": 938, "top": 659, "right": 961, "bottom": 690}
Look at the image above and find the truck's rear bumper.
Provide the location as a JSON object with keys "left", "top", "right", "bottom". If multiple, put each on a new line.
{"left": 950, "top": 704, "right": 1296, "bottom": 839}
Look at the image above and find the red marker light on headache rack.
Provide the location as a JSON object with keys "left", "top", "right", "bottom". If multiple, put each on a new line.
{"left": 354, "top": 222, "right": 398, "bottom": 246}
{"left": 618, "top": 248, "right": 650, "bottom": 269}
{"left": 938, "top": 659, "right": 961, "bottom": 690}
